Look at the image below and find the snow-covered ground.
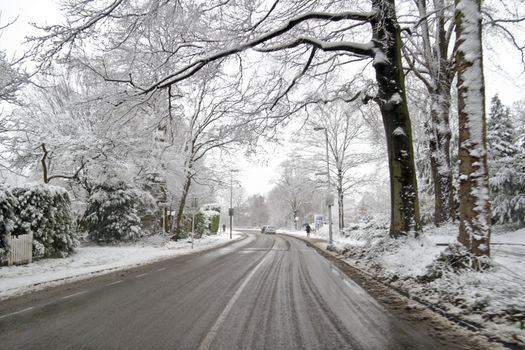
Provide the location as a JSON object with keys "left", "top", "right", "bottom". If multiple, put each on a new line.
{"left": 280, "top": 225, "right": 525, "bottom": 347}
{"left": 0, "top": 232, "right": 243, "bottom": 301}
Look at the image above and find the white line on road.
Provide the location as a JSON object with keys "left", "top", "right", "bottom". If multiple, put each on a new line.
{"left": 105, "top": 280, "right": 123, "bottom": 287}
{"left": 157, "top": 267, "right": 167, "bottom": 272}
{"left": 0, "top": 306, "right": 35, "bottom": 320}
{"left": 61, "top": 291, "right": 88, "bottom": 300}
{"left": 198, "top": 253, "right": 271, "bottom": 350}
{"left": 135, "top": 273, "right": 148, "bottom": 278}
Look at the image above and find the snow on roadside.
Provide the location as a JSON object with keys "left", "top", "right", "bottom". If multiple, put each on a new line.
{"left": 283, "top": 223, "right": 525, "bottom": 346}
{"left": 0, "top": 232, "right": 243, "bottom": 301}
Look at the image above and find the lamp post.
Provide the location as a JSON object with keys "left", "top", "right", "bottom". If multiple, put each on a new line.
{"left": 314, "top": 126, "right": 333, "bottom": 246}
{"left": 190, "top": 197, "right": 198, "bottom": 249}
{"left": 229, "top": 169, "right": 238, "bottom": 239}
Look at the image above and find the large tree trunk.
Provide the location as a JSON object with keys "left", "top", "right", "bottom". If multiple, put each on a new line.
{"left": 455, "top": 0, "right": 491, "bottom": 258}
{"left": 371, "top": 0, "right": 421, "bottom": 237}
{"left": 414, "top": 0, "right": 456, "bottom": 226}
{"left": 428, "top": 89, "right": 455, "bottom": 225}
{"left": 430, "top": 0, "right": 456, "bottom": 226}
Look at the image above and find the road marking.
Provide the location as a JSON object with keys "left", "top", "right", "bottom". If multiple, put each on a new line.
{"left": 157, "top": 267, "right": 167, "bottom": 272}
{"left": 105, "top": 280, "right": 123, "bottom": 287}
{"left": 61, "top": 291, "right": 87, "bottom": 300}
{"left": 135, "top": 273, "right": 148, "bottom": 278}
{"left": 198, "top": 253, "right": 271, "bottom": 350}
{"left": 0, "top": 306, "right": 34, "bottom": 320}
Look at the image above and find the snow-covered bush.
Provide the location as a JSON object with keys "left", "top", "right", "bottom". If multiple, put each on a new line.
{"left": 10, "top": 184, "right": 76, "bottom": 259}
{"left": 419, "top": 243, "right": 493, "bottom": 282}
{"left": 195, "top": 209, "right": 220, "bottom": 235}
{"left": 0, "top": 188, "right": 18, "bottom": 263}
{"left": 182, "top": 206, "right": 220, "bottom": 238}
{"left": 80, "top": 181, "right": 156, "bottom": 242}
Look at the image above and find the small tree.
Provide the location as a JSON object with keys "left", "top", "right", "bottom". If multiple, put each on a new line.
{"left": 488, "top": 95, "right": 525, "bottom": 227}
{"left": 303, "top": 101, "right": 375, "bottom": 229}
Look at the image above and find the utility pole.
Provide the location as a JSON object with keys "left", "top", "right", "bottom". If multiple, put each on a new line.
{"left": 229, "top": 169, "right": 238, "bottom": 239}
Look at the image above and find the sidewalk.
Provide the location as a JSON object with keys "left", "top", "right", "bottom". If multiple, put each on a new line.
{"left": 0, "top": 233, "right": 244, "bottom": 301}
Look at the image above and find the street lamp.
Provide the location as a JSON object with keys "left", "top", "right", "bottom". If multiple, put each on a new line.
{"left": 314, "top": 126, "right": 333, "bottom": 246}
{"left": 190, "top": 197, "right": 198, "bottom": 249}
{"left": 229, "top": 169, "right": 239, "bottom": 239}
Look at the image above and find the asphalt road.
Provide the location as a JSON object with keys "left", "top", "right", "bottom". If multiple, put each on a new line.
{"left": 0, "top": 232, "right": 472, "bottom": 349}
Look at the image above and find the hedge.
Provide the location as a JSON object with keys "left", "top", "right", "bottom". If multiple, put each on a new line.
{"left": 0, "top": 184, "right": 76, "bottom": 262}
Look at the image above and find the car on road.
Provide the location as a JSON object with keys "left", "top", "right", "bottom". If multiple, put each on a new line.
{"left": 263, "top": 225, "right": 276, "bottom": 234}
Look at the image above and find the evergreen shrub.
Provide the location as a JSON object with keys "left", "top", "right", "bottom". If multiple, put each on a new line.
{"left": 0, "top": 184, "right": 76, "bottom": 261}
{"left": 0, "top": 188, "right": 17, "bottom": 263}
{"left": 81, "top": 181, "right": 155, "bottom": 242}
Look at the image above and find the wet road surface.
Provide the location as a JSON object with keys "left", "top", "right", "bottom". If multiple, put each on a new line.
{"left": 0, "top": 232, "right": 474, "bottom": 349}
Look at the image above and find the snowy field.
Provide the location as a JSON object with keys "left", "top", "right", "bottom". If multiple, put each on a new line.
{"left": 0, "top": 232, "right": 243, "bottom": 301}
{"left": 281, "top": 225, "right": 525, "bottom": 346}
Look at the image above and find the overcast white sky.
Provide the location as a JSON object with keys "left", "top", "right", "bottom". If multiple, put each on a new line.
{"left": 1, "top": 0, "right": 524, "bottom": 195}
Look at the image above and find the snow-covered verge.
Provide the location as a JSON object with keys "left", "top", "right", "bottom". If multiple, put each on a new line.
{"left": 0, "top": 232, "right": 243, "bottom": 301}
{"left": 282, "top": 224, "right": 525, "bottom": 347}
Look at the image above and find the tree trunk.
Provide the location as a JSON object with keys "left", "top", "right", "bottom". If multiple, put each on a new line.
{"left": 41, "top": 143, "right": 50, "bottom": 184}
{"left": 173, "top": 174, "right": 192, "bottom": 241}
{"left": 337, "top": 171, "right": 345, "bottom": 229}
{"left": 428, "top": 90, "right": 455, "bottom": 225}
{"left": 455, "top": 0, "right": 491, "bottom": 258}
{"left": 371, "top": 0, "right": 421, "bottom": 237}
{"left": 414, "top": 0, "right": 455, "bottom": 226}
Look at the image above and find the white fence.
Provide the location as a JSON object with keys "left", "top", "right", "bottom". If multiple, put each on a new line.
{"left": 7, "top": 232, "right": 33, "bottom": 266}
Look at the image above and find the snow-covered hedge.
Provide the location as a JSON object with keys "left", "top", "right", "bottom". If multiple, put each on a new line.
{"left": 0, "top": 188, "right": 17, "bottom": 263}
{"left": 0, "top": 184, "right": 76, "bottom": 261}
{"left": 195, "top": 209, "right": 220, "bottom": 235}
{"left": 181, "top": 206, "right": 220, "bottom": 238}
{"left": 80, "top": 181, "right": 156, "bottom": 242}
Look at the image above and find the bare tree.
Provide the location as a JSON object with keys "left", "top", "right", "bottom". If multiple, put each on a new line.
{"left": 1, "top": 71, "right": 162, "bottom": 189}
{"left": 402, "top": 0, "right": 524, "bottom": 227}
{"left": 243, "top": 194, "right": 270, "bottom": 227}
{"left": 402, "top": 0, "right": 456, "bottom": 225}
{"left": 32, "top": 0, "right": 424, "bottom": 237}
{"left": 297, "top": 101, "right": 376, "bottom": 229}
{"left": 269, "top": 157, "right": 317, "bottom": 230}
{"left": 170, "top": 69, "right": 256, "bottom": 239}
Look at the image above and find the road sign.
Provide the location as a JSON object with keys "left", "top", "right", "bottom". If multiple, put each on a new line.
{"left": 325, "top": 193, "right": 335, "bottom": 206}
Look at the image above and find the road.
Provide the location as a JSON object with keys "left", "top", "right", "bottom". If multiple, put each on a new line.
{"left": 0, "top": 232, "right": 486, "bottom": 349}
